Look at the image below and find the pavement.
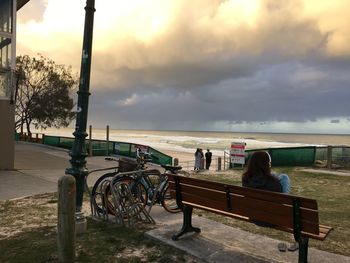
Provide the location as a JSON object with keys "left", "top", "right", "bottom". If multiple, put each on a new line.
{"left": 0, "top": 141, "right": 117, "bottom": 200}
{"left": 1, "top": 141, "right": 349, "bottom": 263}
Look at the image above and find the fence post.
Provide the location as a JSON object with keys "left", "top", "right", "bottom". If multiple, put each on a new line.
{"left": 106, "top": 125, "right": 110, "bottom": 156}
{"left": 88, "top": 125, "right": 92, "bottom": 157}
{"left": 327, "top": 146, "right": 332, "bottom": 169}
{"left": 57, "top": 175, "right": 76, "bottom": 263}
{"left": 217, "top": 157, "right": 222, "bottom": 171}
{"left": 223, "top": 153, "right": 226, "bottom": 170}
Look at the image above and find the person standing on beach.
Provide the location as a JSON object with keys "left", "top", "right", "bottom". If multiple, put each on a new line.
{"left": 194, "top": 148, "right": 201, "bottom": 171}
{"left": 205, "top": 149, "right": 212, "bottom": 170}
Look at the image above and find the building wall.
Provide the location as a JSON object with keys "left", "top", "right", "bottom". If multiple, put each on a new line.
{"left": 0, "top": 99, "right": 14, "bottom": 169}
{"left": 0, "top": 0, "right": 19, "bottom": 170}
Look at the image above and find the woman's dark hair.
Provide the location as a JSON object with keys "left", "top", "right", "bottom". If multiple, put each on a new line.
{"left": 243, "top": 151, "right": 272, "bottom": 181}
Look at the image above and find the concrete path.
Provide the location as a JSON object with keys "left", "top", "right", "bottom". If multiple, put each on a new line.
{"left": 298, "top": 168, "right": 350, "bottom": 177}
{"left": 1, "top": 142, "right": 349, "bottom": 262}
{"left": 0, "top": 141, "right": 117, "bottom": 200}
{"left": 148, "top": 208, "right": 350, "bottom": 263}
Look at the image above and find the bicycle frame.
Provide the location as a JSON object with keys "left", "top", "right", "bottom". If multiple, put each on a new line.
{"left": 124, "top": 169, "right": 168, "bottom": 212}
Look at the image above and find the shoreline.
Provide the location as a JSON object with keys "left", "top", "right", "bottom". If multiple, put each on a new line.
{"left": 161, "top": 149, "right": 197, "bottom": 163}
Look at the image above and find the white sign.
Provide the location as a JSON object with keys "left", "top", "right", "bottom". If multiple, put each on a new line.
{"left": 132, "top": 144, "right": 149, "bottom": 155}
{"left": 230, "top": 142, "right": 246, "bottom": 165}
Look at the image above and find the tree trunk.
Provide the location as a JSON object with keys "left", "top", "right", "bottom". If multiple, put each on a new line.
{"left": 26, "top": 119, "right": 32, "bottom": 137}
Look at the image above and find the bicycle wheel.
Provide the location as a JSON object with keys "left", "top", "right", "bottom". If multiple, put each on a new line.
{"left": 91, "top": 172, "right": 118, "bottom": 214}
{"left": 161, "top": 185, "right": 181, "bottom": 213}
{"left": 109, "top": 176, "right": 149, "bottom": 211}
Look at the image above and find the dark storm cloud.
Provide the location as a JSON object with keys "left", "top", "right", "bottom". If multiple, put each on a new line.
{"left": 102, "top": 55, "right": 260, "bottom": 89}
{"left": 89, "top": 58, "right": 350, "bottom": 129}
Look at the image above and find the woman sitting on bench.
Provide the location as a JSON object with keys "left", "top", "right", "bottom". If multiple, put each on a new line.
{"left": 242, "top": 151, "right": 290, "bottom": 193}
{"left": 242, "top": 151, "right": 297, "bottom": 252}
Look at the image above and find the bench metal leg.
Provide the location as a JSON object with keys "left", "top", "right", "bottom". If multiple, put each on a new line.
{"left": 172, "top": 205, "right": 201, "bottom": 241}
{"left": 298, "top": 236, "right": 309, "bottom": 263}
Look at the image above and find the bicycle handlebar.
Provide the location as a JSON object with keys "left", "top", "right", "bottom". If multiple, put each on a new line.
{"left": 105, "top": 157, "right": 117, "bottom": 161}
{"left": 104, "top": 152, "right": 159, "bottom": 166}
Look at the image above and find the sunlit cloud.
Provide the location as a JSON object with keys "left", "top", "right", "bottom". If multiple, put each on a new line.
{"left": 15, "top": 0, "right": 350, "bottom": 133}
{"left": 18, "top": 0, "right": 350, "bottom": 81}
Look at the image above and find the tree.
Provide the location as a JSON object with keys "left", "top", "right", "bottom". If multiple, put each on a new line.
{"left": 15, "top": 54, "right": 78, "bottom": 134}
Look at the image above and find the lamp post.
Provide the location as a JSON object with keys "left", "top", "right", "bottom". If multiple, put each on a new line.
{"left": 65, "top": 0, "right": 95, "bottom": 232}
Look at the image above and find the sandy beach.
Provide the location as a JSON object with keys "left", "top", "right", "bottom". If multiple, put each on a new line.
{"left": 161, "top": 149, "right": 197, "bottom": 162}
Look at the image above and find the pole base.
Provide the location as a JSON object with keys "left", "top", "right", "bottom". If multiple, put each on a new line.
{"left": 75, "top": 211, "right": 87, "bottom": 234}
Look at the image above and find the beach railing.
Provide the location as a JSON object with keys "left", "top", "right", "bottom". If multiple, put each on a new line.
{"left": 178, "top": 157, "right": 222, "bottom": 171}
{"left": 16, "top": 132, "right": 44, "bottom": 143}
{"left": 315, "top": 146, "right": 350, "bottom": 169}
{"left": 16, "top": 132, "right": 350, "bottom": 169}
{"left": 223, "top": 145, "right": 350, "bottom": 169}
{"left": 16, "top": 133, "right": 172, "bottom": 166}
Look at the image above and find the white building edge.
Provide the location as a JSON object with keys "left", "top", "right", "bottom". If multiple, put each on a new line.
{"left": 0, "top": 0, "right": 30, "bottom": 169}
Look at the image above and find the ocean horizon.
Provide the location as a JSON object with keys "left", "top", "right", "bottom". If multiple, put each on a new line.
{"left": 34, "top": 127, "right": 350, "bottom": 157}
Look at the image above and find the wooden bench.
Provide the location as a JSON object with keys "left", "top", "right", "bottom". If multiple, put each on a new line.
{"left": 167, "top": 174, "right": 333, "bottom": 263}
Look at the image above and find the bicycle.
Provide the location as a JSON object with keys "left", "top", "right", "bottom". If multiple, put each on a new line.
{"left": 111, "top": 161, "right": 183, "bottom": 214}
{"left": 90, "top": 152, "right": 185, "bottom": 217}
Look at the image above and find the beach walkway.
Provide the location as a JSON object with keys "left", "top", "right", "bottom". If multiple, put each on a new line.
{"left": 0, "top": 141, "right": 116, "bottom": 200}
{"left": 0, "top": 142, "right": 349, "bottom": 262}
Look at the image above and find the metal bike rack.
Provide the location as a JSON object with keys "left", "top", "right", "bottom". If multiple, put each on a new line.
{"left": 90, "top": 171, "right": 155, "bottom": 226}
{"left": 110, "top": 180, "right": 155, "bottom": 226}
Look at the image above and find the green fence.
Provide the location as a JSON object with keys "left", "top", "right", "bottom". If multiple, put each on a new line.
{"left": 22, "top": 133, "right": 350, "bottom": 168}
{"left": 41, "top": 135, "right": 172, "bottom": 165}
{"left": 315, "top": 146, "right": 350, "bottom": 168}
{"left": 245, "top": 146, "right": 317, "bottom": 167}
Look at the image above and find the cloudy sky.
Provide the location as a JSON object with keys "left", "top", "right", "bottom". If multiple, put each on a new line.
{"left": 17, "top": 0, "right": 350, "bottom": 134}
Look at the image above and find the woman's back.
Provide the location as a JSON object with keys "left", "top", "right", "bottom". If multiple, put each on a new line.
{"left": 242, "top": 151, "right": 282, "bottom": 193}
{"left": 242, "top": 171, "right": 282, "bottom": 192}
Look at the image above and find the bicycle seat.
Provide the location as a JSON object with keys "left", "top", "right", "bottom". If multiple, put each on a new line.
{"left": 161, "top": 164, "right": 182, "bottom": 172}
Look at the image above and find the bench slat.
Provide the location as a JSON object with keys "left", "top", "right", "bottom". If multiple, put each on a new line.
{"left": 169, "top": 181, "right": 319, "bottom": 223}
{"left": 168, "top": 176, "right": 317, "bottom": 209}
{"left": 174, "top": 182, "right": 318, "bottom": 220}
{"left": 180, "top": 189, "right": 320, "bottom": 235}
{"left": 181, "top": 201, "right": 330, "bottom": 240}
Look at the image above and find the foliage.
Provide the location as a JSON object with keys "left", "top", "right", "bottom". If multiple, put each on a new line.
{"left": 15, "top": 54, "right": 78, "bottom": 134}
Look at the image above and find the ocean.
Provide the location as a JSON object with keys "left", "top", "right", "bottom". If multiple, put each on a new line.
{"left": 37, "top": 128, "right": 350, "bottom": 157}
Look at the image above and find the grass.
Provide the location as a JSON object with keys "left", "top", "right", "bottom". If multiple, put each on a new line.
{"left": 191, "top": 168, "right": 350, "bottom": 256}
{"left": 0, "top": 193, "right": 198, "bottom": 263}
{"left": 0, "top": 168, "right": 349, "bottom": 262}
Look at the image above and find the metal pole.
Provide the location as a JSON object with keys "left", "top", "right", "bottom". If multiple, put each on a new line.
{"left": 89, "top": 125, "right": 92, "bottom": 157}
{"left": 106, "top": 125, "right": 109, "bottom": 156}
{"left": 327, "top": 145, "right": 332, "bottom": 169}
{"left": 65, "top": 0, "right": 95, "bottom": 232}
